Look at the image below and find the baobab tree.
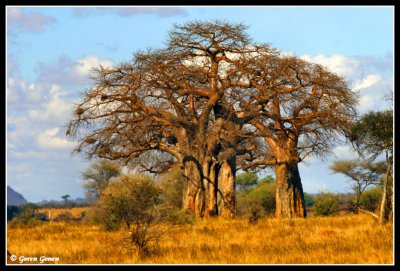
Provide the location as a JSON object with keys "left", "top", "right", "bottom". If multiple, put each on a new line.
{"left": 67, "top": 20, "right": 359, "bottom": 219}
{"left": 231, "top": 53, "right": 358, "bottom": 218}
{"left": 66, "top": 20, "right": 268, "bottom": 218}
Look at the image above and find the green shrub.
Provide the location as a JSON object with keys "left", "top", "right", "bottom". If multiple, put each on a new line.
{"left": 360, "top": 187, "right": 382, "bottom": 212}
{"left": 95, "top": 173, "right": 185, "bottom": 257}
{"left": 237, "top": 180, "right": 276, "bottom": 217}
{"left": 8, "top": 203, "right": 41, "bottom": 228}
{"left": 157, "top": 166, "right": 185, "bottom": 209}
{"left": 236, "top": 172, "right": 258, "bottom": 191}
{"left": 304, "top": 193, "right": 315, "bottom": 207}
{"left": 94, "top": 174, "right": 162, "bottom": 231}
{"left": 7, "top": 205, "right": 19, "bottom": 221}
{"left": 313, "top": 192, "right": 339, "bottom": 216}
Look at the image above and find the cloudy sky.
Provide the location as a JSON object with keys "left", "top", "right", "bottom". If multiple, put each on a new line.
{"left": 6, "top": 6, "right": 394, "bottom": 202}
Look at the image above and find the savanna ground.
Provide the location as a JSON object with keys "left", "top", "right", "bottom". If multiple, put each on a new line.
{"left": 6, "top": 208, "right": 393, "bottom": 264}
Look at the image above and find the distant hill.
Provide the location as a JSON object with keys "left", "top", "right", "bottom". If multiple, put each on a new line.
{"left": 7, "top": 186, "right": 28, "bottom": 206}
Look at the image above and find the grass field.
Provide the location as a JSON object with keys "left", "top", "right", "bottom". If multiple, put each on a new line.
{"left": 35, "top": 207, "right": 87, "bottom": 220}
{"left": 6, "top": 212, "right": 393, "bottom": 264}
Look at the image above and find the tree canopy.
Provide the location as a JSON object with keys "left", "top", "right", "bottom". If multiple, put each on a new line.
{"left": 348, "top": 109, "right": 393, "bottom": 223}
{"left": 349, "top": 110, "right": 393, "bottom": 161}
{"left": 67, "top": 20, "right": 359, "bottom": 218}
{"left": 82, "top": 159, "right": 122, "bottom": 202}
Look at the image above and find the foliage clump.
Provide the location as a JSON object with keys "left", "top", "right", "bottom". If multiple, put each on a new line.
{"left": 360, "top": 187, "right": 382, "bottom": 212}
{"left": 93, "top": 173, "right": 187, "bottom": 257}
{"left": 237, "top": 175, "right": 276, "bottom": 217}
{"left": 8, "top": 203, "right": 42, "bottom": 228}
{"left": 313, "top": 192, "right": 339, "bottom": 216}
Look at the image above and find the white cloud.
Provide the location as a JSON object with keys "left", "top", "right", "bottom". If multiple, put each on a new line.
{"left": 279, "top": 51, "right": 294, "bottom": 57}
{"left": 332, "top": 145, "right": 358, "bottom": 160}
{"left": 74, "top": 55, "right": 113, "bottom": 77}
{"left": 27, "top": 84, "right": 72, "bottom": 123}
{"left": 37, "top": 127, "right": 75, "bottom": 149}
{"left": 299, "top": 53, "right": 393, "bottom": 114}
{"left": 300, "top": 54, "right": 359, "bottom": 78}
{"left": 7, "top": 77, "right": 49, "bottom": 109}
{"left": 7, "top": 7, "right": 55, "bottom": 36}
{"left": 352, "top": 74, "right": 381, "bottom": 91}
{"left": 357, "top": 95, "right": 379, "bottom": 112}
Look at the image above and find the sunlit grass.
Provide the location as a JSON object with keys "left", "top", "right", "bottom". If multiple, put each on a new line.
{"left": 7, "top": 213, "right": 393, "bottom": 264}
{"left": 35, "top": 207, "right": 87, "bottom": 220}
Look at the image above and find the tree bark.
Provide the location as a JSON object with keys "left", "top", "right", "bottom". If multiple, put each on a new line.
{"left": 182, "top": 154, "right": 237, "bottom": 218}
{"left": 217, "top": 157, "right": 236, "bottom": 218}
{"left": 379, "top": 162, "right": 393, "bottom": 224}
{"left": 182, "top": 159, "right": 205, "bottom": 217}
{"left": 275, "top": 161, "right": 306, "bottom": 218}
{"left": 204, "top": 160, "right": 219, "bottom": 217}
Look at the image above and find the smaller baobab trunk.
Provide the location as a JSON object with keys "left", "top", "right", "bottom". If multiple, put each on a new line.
{"left": 263, "top": 129, "right": 307, "bottom": 218}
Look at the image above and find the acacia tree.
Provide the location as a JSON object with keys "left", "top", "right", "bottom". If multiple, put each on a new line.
{"left": 330, "top": 160, "right": 386, "bottom": 210}
{"left": 67, "top": 21, "right": 266, "bottom": 218}
{"left": 61, "top": 194, "right": 70, "bottom": 205}
{"left": 349, "top": 110, "right": 393, "bottom": 223}
{"left": 232, "top": 53, "right": 358, "bottom": 218}
{"left": 82, "top": 159, "right": 121, "bottom": 203}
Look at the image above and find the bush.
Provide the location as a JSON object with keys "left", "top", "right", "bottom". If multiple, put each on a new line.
{"left": 7, "top": 206, "right": 19, "bottom": 221}
{"left": 8, "top": 203, "right": 41, "bottom": 227}
{"left": 95, "top": 174, "right": 184, "bottom": 257}
{"left": 304, "top": 193, "right": 315, "bottom": 207}
{"left": 313, "top": 192, "right": 339, "bottom": 216}
{"left": 237, "top": 180, "right": 276, "bottom": 217}
{"left": 157, "top": 167, "right": 185, "bottom": 209}
{"left": 236, "top": 172, "right": 258, "bottom": 191}
{"left": 360, "top": 187, "right": 382, "bottom": 212}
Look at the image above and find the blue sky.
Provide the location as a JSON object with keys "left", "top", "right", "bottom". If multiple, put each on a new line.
{"left": 6, "top": 6, "right": 394, "bottom": 202}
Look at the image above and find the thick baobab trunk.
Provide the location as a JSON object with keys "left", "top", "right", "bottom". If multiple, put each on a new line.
{"left": 275, "top": 161, "right": 306, "bottom": 218}
{"left": 204, "top": 160, "right": 219, "bottom": 217}
{"left": 182, "top": 155, "right": 237, "bottom": 218}
{"left": 217, "top": 157, "right": 236, "bottom": 218}
{"left": 182, "top": 157, "right": 222, "bottom": 218}
{"left": 182, "top": 159, "right": 206, "bottom": 217}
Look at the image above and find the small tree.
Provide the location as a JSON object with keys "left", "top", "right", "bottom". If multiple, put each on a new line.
{"left": 61, "top": 194, "right": 70, "bottom": 205}
{"left": 349, "top": 110, "right": 393, "bottom": 223}
{"left": 96, "top": 174, "right": 181, "bottom": 257}
{"left": 330, "top": 160, "right": 385, "bottom": 211}
{"left": 82, "top": 159, "right": 121, "bottom": 203}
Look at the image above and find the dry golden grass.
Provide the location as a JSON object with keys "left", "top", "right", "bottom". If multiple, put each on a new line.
{"left": 7, "top": 213, "right": 392, "bottom": 264}
{"left": 35, "top": 207, "right": 87, "bottom": 220}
